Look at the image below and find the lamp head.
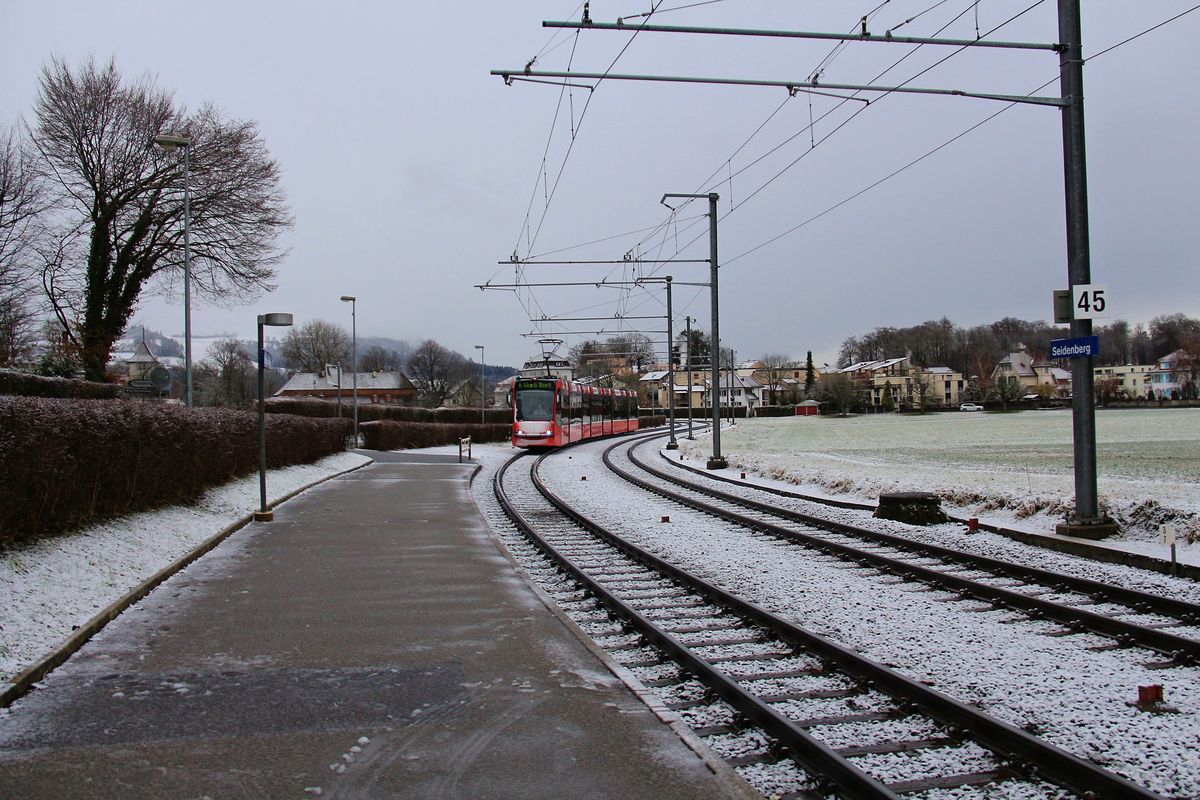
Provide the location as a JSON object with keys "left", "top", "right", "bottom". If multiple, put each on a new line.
{"left": 153, "top": 134, "right": 191, "bottom": 149}
{"left": 258, "top": 313, "right": 293, "bottom": 327}
{"left": 340, "top": 295, "right": 355, "bottom": 303}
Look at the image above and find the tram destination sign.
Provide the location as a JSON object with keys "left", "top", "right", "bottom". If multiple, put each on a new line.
{"left": 1050, "top": 335, "right": 1100, "bottom": 360}
{"left": 518, "top": 378, "right": 557, "bottom": 391}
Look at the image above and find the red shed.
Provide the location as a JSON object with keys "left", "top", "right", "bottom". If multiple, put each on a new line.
{"left": 795, "top": 400, "right": 821, "bottom": 416}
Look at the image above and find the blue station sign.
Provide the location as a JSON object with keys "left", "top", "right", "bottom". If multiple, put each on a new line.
{"left": 1050, "top": 335, "right": 1100, "bottom": 359}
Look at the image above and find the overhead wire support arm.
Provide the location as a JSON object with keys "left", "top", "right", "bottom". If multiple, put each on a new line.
{"left": 503, "top": 76, "right": 596, "bottom": 91}
{"left": 492, "top": 69, "right": 870, "bottom": 104}
{"left": 497, "top": 258, "right": 710, "bottom": 265}
{"left": 478, "top": 280, "right": 710, "bottom": 289}
{"left": 521, "top": 329, "right": 667, "bottom": 337}
{"left": 532, "top": 315, "right": 665, "bottom": 322}
{"left": 543, "top": 20, "right": 1061, "bottom": 53}
{"left": 492, "top": 69, "right": 1066, "bottom": 107}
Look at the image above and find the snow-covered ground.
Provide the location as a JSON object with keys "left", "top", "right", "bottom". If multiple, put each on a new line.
{"left": 0, "top": 451, "right": 371, "bottom": 685}
{"left": 494, "top": 437, "right": 1200, "bottom": 798}
{"left": 680, "top": 409, "right": 1199, "bottom": 556}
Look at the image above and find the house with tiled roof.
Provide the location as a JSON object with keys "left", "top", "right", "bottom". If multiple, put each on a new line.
{"left": 275, "top": 366, "right": 417, "bottom": 405}
{"left": 993, "top": 349, "right": 1071, "bottom": 398}
{"left": 1148, "top": 349, "right": 1197, "bottom": 399}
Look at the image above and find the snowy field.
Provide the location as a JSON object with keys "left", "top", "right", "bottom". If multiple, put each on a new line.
{"left": 679, "top": 408, "right": 1199, "bottom": 549}
{"left": 0, "top": 451, "right": 371, "bottom": 685}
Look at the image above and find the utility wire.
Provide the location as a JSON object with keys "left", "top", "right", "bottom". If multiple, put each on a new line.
{"left": 726, "top": 4, "right": 1200, "bottom": 265}
{"left": 524, "top": 1, "right": 667, "bottom": 257}
{"left": 1086, "top": 3, "right": 1200, "bottom": 62}
{"left": 631, "top": 0, "right": 989, "bottom": 271}
{"left": 607, "top": 1, "right": 896, "bottom": 275}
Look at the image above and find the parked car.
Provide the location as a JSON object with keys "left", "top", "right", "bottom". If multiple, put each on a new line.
{"left": 959, "top": 403, "right": 984, "bottom": 412}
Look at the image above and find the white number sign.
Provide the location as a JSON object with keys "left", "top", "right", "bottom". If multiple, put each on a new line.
{"left": 1072, "top": 284, "right": 1109, "bottom": 319}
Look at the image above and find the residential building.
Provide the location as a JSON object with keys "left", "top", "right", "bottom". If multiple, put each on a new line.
{"left": 1093, "top": 364, "right": 1153, "bottom": 399}
{"left": 707, "top": 371, "right": 764, "bottom": 411}
{"left": 275, "top": 367, "right": 417, "bottom": 405}
{"left": 992, "top": 349, "right": 1071, "bottom": 398}
{"left": 922, "top": 366, "right": 967, "bottom": 407}
{"left": 494, "top": 375, "right": 516, "bottom": 408}
{"left": 1148, "top": 349, "right": 1197, "bottom": 399}
{"left": 520, "top": 355, "right": 573, "bottom": 380}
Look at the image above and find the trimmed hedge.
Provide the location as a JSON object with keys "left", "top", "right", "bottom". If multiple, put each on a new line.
{"left": 0, "top": 397, "right": 351, "bottom": 546}
{"left": 264, "top": 397, "right": 511, "bottom": 425}
{"left": 639, "top": 415, "right": 666, "bottom": 429}
{"left": 755, "top": 405, "right": 796, "bottom": 417}
{"left": 360, "top": 420, "right": 512, "bottom": 451}
{"left": 0, "top": 368, "right": 121, "bottom": 399}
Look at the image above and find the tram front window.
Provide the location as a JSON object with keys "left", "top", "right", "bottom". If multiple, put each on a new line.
{"left": 516, "top": 389, "right": 555, "bottom": 421}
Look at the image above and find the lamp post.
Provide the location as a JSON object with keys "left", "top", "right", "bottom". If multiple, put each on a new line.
{"left": 154, "top": 133, "right": 192, "bottom": 406}
{"left": 340, "top": 296, "right": 358, "bottom": 444}
{"left": 474, "top": 345, "right": 485, "bottom": 423}
{"left": 662, "top": 192, "right": 724, "bottom": 468}
{"left": 256, "top": 312, "right": 293, "bottom": 522}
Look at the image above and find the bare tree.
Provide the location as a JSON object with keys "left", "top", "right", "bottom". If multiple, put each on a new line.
{"left": 198, "top": 337, "right": 255, "bottom": 407}
{"left": 407, "top": 339, "right": 467, "bottom": 406}
{"left": 605, "top": 333, "right": 655, "bottom": 371}
{"left": 30, "top": 56, "right": 291, "bottom": 381}
{"left": 281, "top": 320, "right": 350, "bottom": 373}
{"left": 758, "top": 352, "right": 793, "bottom": 404}
{"left": 817, "top": 372, "right": 856, "bottom": 416}
{"left": 912, "top": 371, "right": 937, "bottom": 411}
{"left": 358, "top": 344, "right": 399, "bottom": 372}
{"left": 0, "top": 126, "right": 46, "bottom": 367}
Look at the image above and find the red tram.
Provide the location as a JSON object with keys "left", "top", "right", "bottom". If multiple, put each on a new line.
{"left": 511, "top": 376, "right": 639, "bottom": 447}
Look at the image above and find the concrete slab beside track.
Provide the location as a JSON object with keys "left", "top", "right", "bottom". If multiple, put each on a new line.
{"left": 0, "top": 452, "right": 750, "bottom": 799}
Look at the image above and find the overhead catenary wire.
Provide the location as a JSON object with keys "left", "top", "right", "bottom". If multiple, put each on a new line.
{"left": 724, "top": 3, "right": 1200, "bottom": 265}
{"left": 499, "top": 2, "right": 1197, "bottom": 360}
{"left": 624, "top": 0, "right": 994, "bottom": 278}
{"left": 522, "top": 0, "right": 1049, "bottom": 346}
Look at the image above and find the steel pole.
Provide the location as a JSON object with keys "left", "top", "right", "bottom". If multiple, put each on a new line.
{"left": 1057, "top": 0, "right": 1108, "bottom": 532}
{"left": 257, "top": 320, "right": 267, "bottom": 514}
{"left": 707, "top": 193, "right": 726, "bottom": 469}
{"left": 183, "top": 143, "right": 192, "bottom": 407}
{"left": 686, "top": 316, "right": 694, "bottom": 439}
{"left": 666, "top": 276, "right": 677, "bottom": 449}
{"left": 351, "top": 301, "right": 358, "bottom": 444}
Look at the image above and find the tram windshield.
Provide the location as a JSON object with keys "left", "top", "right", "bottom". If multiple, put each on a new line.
{"left": 516, "top": 388, "right": 555, "bottom": 421}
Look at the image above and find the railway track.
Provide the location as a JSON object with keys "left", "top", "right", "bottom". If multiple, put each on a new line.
{"left": 605, "top": 434, "right": 1200, "bottom": 668}
{"left": 494, "top": 436, "right": 1162, "bottom": 799}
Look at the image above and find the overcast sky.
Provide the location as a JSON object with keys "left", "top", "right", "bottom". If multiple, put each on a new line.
{"left": 2, "top": 2, "right": 1197, "bottom": 370}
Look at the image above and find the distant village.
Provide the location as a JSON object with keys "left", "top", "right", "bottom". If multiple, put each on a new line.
{"left": 32, "top": 311, "right": 1194, "bottom": 417}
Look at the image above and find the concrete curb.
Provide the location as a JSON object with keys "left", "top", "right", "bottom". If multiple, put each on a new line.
{"left": 661, "top": 448, "right": 1198, "bottom": 581}
{"left": 468, "top": 460, "right": 758, "bottom": 800}
{"left": 0, "top": 456, "right": 375, "bottom": 710}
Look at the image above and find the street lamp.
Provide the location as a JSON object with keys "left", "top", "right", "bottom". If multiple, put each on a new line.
{"left": 256, "top": 312, "right": 293, "bottom": 522}
{"left": 340, "top": 296, "right": 358, "bottom": 444}
{"left": 154, "top": 133, "right": 192, "bottom": 406}
{"left": 474, "top": 345, "right": 485, "bottom": 423}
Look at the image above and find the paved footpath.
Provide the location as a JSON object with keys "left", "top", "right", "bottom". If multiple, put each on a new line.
{"left": 0, "top": 453, "right": 752, "bottom": 799}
